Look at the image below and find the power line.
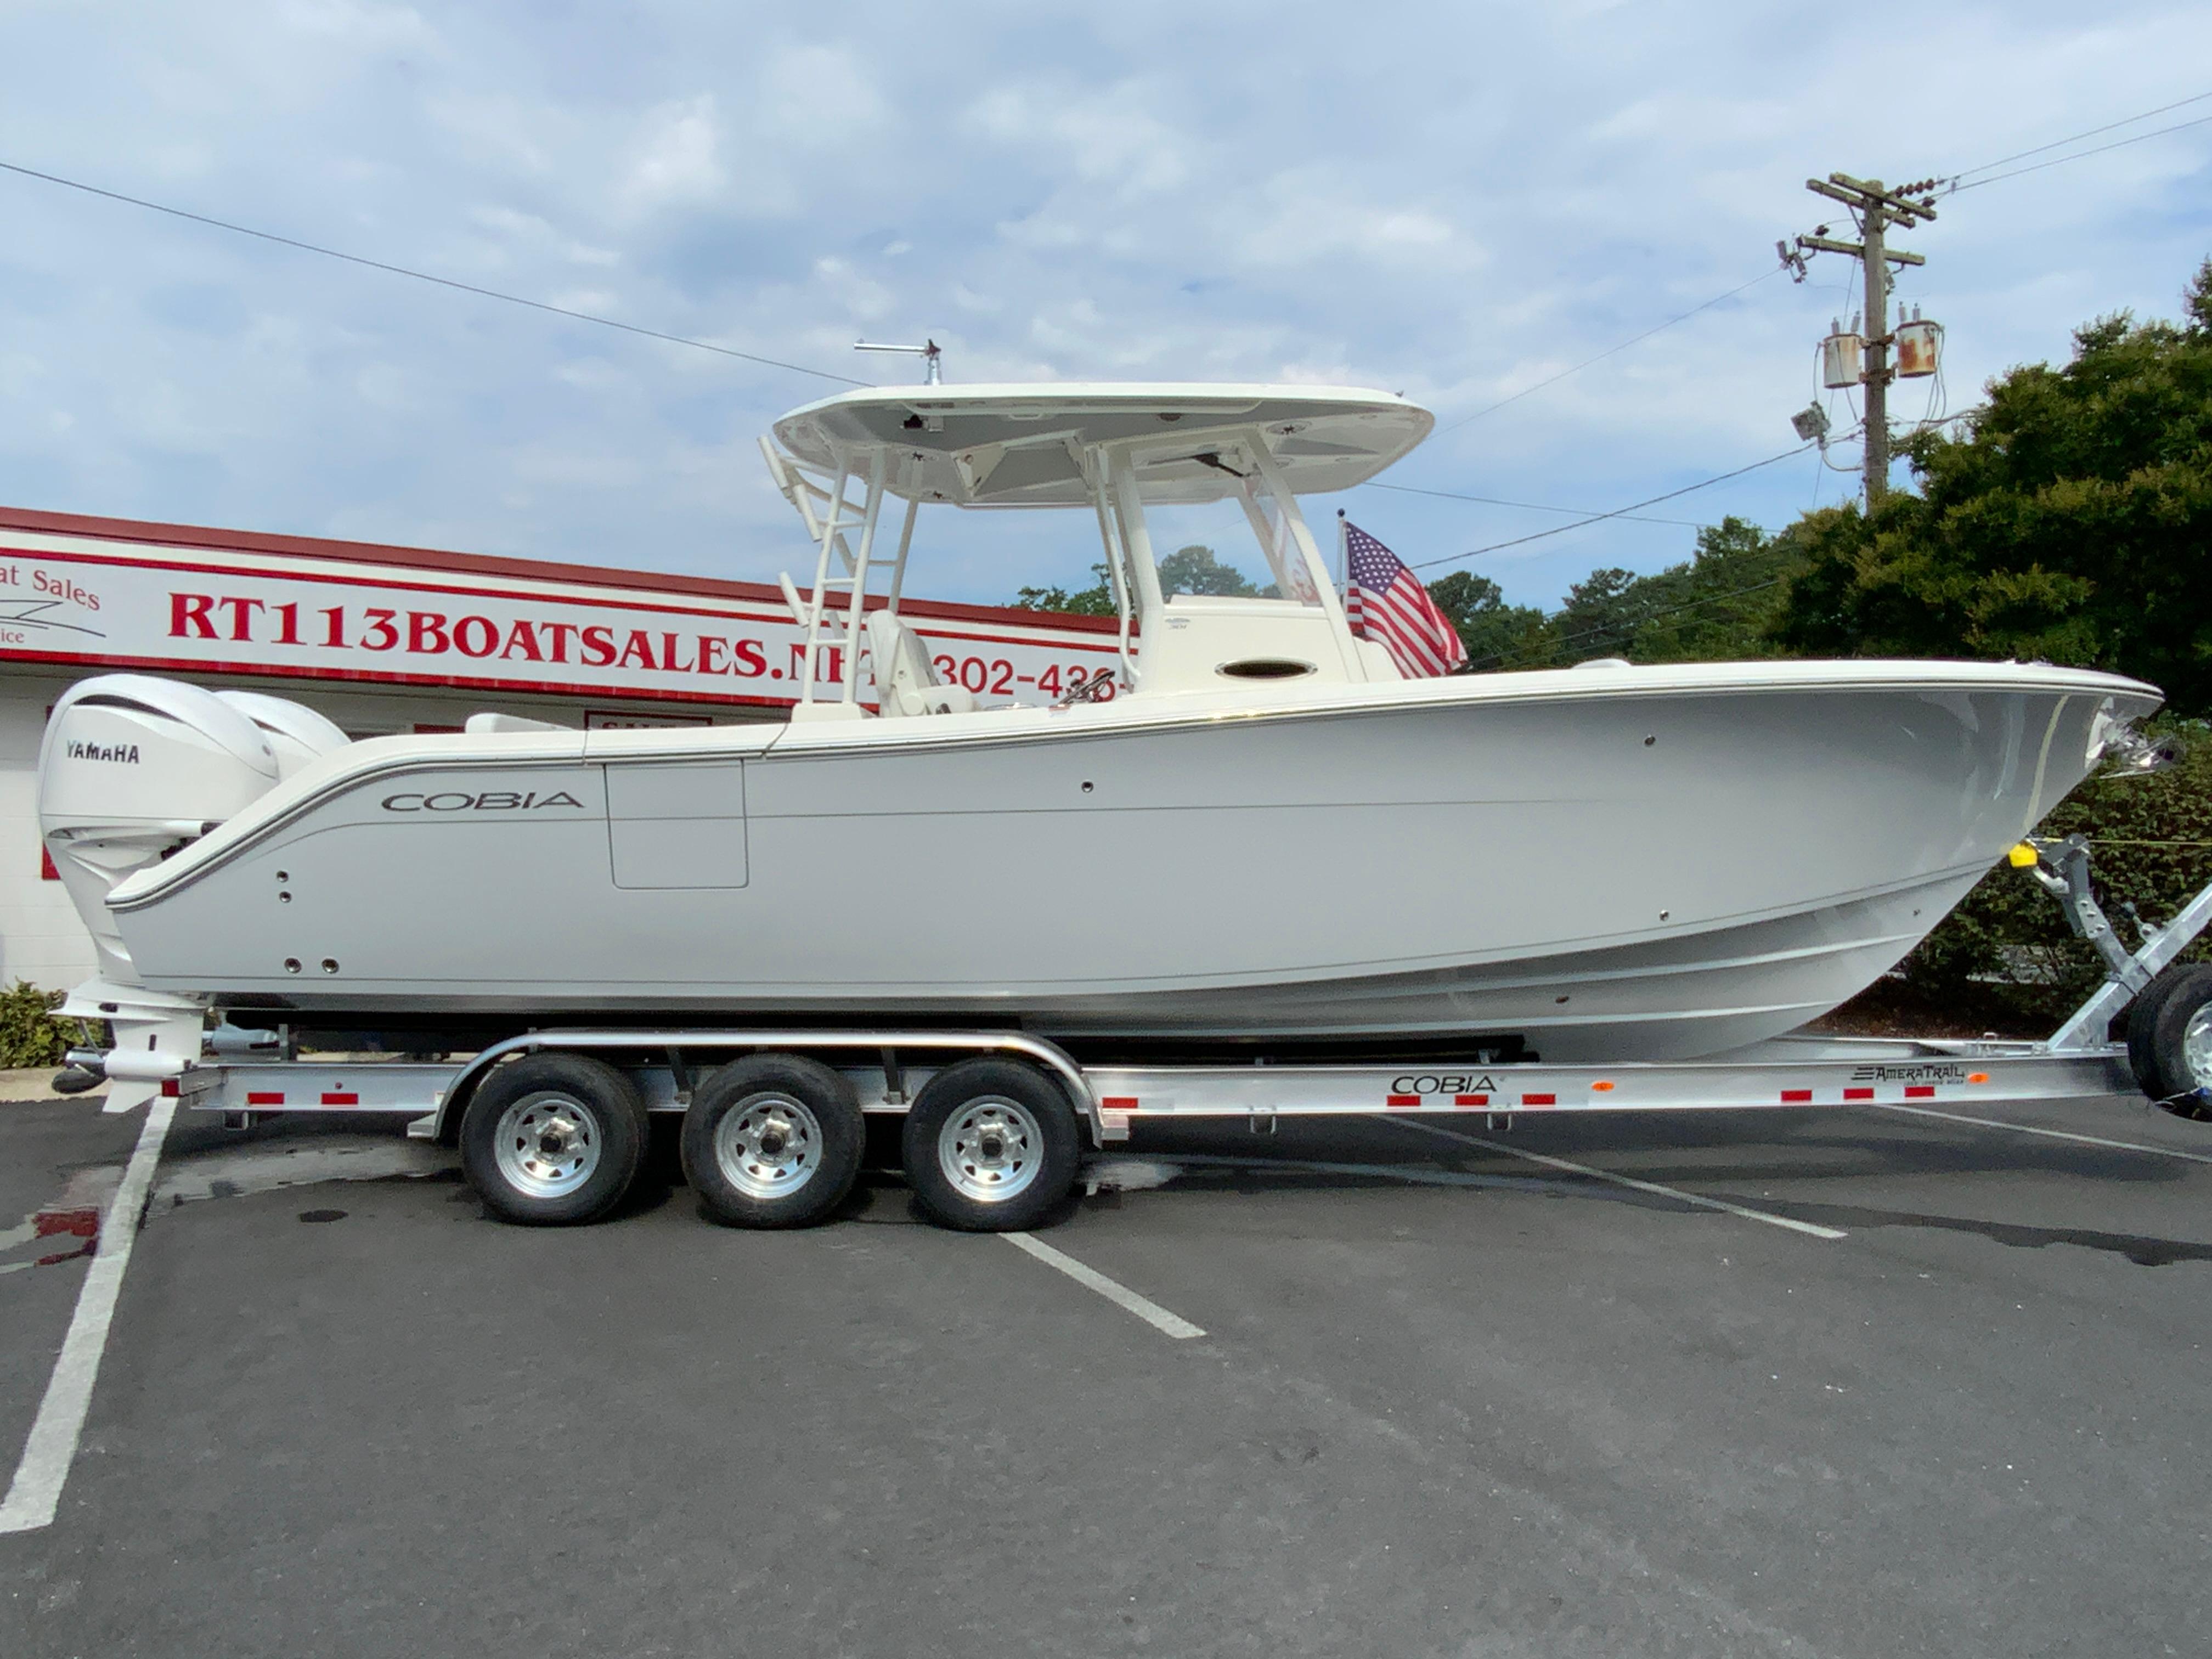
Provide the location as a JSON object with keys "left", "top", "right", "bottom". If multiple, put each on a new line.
{"left": 1952, "top": 88, "right": 2212, "bottom": 182}
{"left": 1435, "top": 267, "right": 1785, "bottom": 433}
{"left": 0, "top": 158, "right": 870, "bottom": 387}
{"left": 1541, "top": 575, "right": 1788, "bottom": 656}
{"left": 1952, "top": 111, "right": 2212, "bottom": 192}
{"left": 1410, "top": 443, "right": 1815, "bottom": 571}
{"left": 1424, "top": 94, "right": 2206, "bottom": 441}
{"left": 1469, "top": 574, "right": 1790, "bottom": 672}
{"left": 1361, "top": 478, "right": 1702, "bottom": 528}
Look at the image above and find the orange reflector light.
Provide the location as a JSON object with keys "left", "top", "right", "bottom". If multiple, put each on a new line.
{"left": 1967, "top": 1071, "right": 1989, "bottom": 1084}
{"left": 1591, "top": 1080, "right": 1615, "bottom": 1092}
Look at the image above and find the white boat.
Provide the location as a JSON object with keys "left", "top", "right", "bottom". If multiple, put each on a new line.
{"left": 38, "top": 383, "right": 2162, "bottom": 1075}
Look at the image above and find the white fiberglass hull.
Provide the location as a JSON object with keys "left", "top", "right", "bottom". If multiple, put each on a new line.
{"left": 103, "top": 660, "right": 2157, "bottom": 1062}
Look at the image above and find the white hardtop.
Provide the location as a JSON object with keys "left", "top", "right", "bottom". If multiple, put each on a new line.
{"left": 770, "top": 382, "right": 1434, "bottom": 507}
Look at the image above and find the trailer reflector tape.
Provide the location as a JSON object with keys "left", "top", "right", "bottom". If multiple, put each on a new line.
{"left": 1453, "top": 1093, "right": 1488, "bottom": 1107}
{"left": 1521, "top": 1093, "right": 1556, "bottom": 1107}
{"left": 245, "top": 1091, "right": 284, "bottom": 1105}
{"left": 1781, "top": 1088, "right": 1813, "bottom": 1103}
{"left": 1101, "top": 1096, "right": 1138, "bottom": 1111}
{"left": 159, "top": 1080, "right": 179, "bottom": 1098}
{"left": 1905, "top": 1085, "right": 1937, "bottom": 1098}
{"left": 320, "top": 1092, "right": 359, "bottom": 1106}
{"left": 1844, "top": 1087, "right": 1874, "bottom": 1101}
{"left": 1385, "top": 1094, "right": 1421, "bottom": 1108}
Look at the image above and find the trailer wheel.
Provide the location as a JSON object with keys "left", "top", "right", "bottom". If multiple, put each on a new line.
{"left": 460, "top": 1053, "right": 649, "bottom": 1226}
{"left": 681, "top": 1055, "right": 863, "bottom": 1228}
{"left": 2125, "top": 963, "right": 2212, "bottom": 1120}
{"left": 902, "top": 1058, "right": 1082, "bottom": 1232}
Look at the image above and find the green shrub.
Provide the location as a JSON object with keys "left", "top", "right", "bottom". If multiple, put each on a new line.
{"left": 1895, "top": 717, "right": 2212, "bottom": 1024}
{"left": 0, "top": 980, "right": 93, "bottom": 1070}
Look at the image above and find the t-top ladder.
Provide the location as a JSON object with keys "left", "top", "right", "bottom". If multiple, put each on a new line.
{"left": 760, "top": 439, "right": 921, "bottom": 712}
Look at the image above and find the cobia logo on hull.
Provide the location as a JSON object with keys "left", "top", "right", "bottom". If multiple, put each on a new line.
{"left": 380, "top": 789, "right": 586, "bottom": 812}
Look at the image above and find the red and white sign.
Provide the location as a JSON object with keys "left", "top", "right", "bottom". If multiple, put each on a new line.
{"left": 0, "top": 508, "right": 1119, "bottom": 709}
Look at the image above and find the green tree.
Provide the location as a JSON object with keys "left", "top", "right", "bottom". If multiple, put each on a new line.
{"left": 1545, "top": 566, "right": 1645, "bottom": 664}
{"left": 1011, "top": 573, "right": 1116, "bottom": 616}
{"left": 1629, "top": 516, "right": 1808, "bottom": 663}
{"left": 1157, "top": 544, "right": 1269, "bottom": 597}
{"left": 1425, "top": 570, "right": 1547, "bottom": 668}
{"left": 1874, "top": 714, "right": 2212, "bottom": 1026}
{"left": 1011, "top": 560, "right": 1116, "bottom": 616}
{"left": 1773, "top": 258, "right": 2212, "bottom": 714}
{"left": 1470, "top": 516, "right": 1808, "bottom": 671}
{"left": 1011, "top": 545, "right": 1270, "bottom": 613}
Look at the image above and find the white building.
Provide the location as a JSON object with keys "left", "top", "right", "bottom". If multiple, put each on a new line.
{"left": 0, "top": 504, "right": 1114, "bottom": 991}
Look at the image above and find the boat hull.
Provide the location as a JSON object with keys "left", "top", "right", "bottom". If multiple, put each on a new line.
{"left": 107, "top": 663, "right": 2157, "bottom": 1062}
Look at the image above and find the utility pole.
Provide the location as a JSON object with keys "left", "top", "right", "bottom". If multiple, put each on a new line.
{"left": 1782, "top": 173, "right": 1940, "bottom": 509}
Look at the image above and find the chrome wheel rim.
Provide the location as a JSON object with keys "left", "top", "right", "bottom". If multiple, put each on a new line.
{"left": 714, "top": 1093, "right": 824, "bottom": 1199}
{"left": 938, "top": 1096, "right": 1042, "bottom": 1203}
{"left": 2183, "top": 1005, "right": 2212, "bottom": 1088}
{"left": 493, "top": 1092, "right": 603, "bottom": 1199}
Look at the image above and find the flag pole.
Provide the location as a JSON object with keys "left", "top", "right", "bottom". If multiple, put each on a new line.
{"left": 1335, "top": 509, "right": 1348, "bottom": 591}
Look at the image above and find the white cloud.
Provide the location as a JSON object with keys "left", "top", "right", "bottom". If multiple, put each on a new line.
{"left": 966, "top": 79, "right": 1189, "bottom": 195}
{"left": 627, "top": 95, "right": 724, "bottom": 207}
{"left": 752, "top": 43, "right": 887, "bottom": 146}
{"left": 276, "top": 0, "right": 439, "bottom": 52}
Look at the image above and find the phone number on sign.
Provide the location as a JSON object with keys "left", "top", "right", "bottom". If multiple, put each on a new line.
{"left": 931, "top": 655, "right": 1119, "bottom": 699}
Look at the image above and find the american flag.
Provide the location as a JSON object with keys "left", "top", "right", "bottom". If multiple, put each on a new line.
{"left": 1342, "top": 520, "right": 1468, "bottom": 678}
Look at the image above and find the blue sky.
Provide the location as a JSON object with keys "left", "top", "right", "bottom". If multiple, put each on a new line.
{"left": 2, "top": 1, "right": 2208, "bottom": 613}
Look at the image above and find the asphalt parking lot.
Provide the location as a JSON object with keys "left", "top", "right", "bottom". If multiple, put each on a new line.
{"left": 3, "top": 1088, "right": 2210, "bottom": 1658}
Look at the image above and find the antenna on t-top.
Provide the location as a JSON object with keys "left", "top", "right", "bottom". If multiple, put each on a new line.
{"left": 853, "top": 337, "right": 943, "bottom": 384}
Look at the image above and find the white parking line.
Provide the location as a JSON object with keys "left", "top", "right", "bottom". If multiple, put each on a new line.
{"left": 1, "top": 1096, "right": 176, "bottom": 1535}
{"left": 1000, "top": 1232, "right": 1205, "bottom": 1340}
{"left": 1382, "top": 1116, "right": 1848, "bottom": 1239}
{"left": 1873, "top": 1102, "right": 2212, "bottom": 1164}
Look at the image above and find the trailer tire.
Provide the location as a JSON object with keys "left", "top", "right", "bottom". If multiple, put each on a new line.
{"left": 902, "top": 1058, "right": 1082, "bottom": 1232}
{"left": 682, "top": 1055, "right": 864, "bottom": 1228}
{"left": 460, "top": 1053, "right": 649, "bottom": 1226}
{"left": 2125, "top": 963, "right": 2212, "bottom": 1120}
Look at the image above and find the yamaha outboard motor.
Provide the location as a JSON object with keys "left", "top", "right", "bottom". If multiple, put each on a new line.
{"left": 41, "top": 676, "right": 283, "bottom": 983}
{"left": 36, "top": 676, "right": 349, "bottom": 1107}
{"left": 215, "top": 690, "right": 352, "bottom": 781}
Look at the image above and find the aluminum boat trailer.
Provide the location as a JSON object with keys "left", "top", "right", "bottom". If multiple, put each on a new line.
{"left": 97, "top": 836, "right": 2212, "bottom": 1232}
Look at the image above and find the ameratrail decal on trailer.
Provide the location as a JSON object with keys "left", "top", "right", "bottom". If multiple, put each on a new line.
{"left": 0, "top": 526, "right": 1118, "bottom": 710}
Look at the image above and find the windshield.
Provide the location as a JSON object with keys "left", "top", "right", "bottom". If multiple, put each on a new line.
{"left": 1136, "top": 456, "right": 1329, "bottom": 610}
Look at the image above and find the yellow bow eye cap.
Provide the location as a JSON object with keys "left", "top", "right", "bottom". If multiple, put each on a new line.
{"left": 2007, "top": 843, "right": 2039, "bottom": 868}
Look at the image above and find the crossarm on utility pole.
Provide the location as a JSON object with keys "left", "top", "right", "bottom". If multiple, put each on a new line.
{"left": 1798, "top": 234, "right": 1922, "bottom": 266}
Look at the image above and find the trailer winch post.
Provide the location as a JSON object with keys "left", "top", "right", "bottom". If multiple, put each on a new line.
{"left": 2028, "top": 837, "right": 2212, "bottom": 1052}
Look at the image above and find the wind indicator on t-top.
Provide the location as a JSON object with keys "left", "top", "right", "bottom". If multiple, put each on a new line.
{"left": 854, "top": 338, "right": 944, "bottom": 384}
